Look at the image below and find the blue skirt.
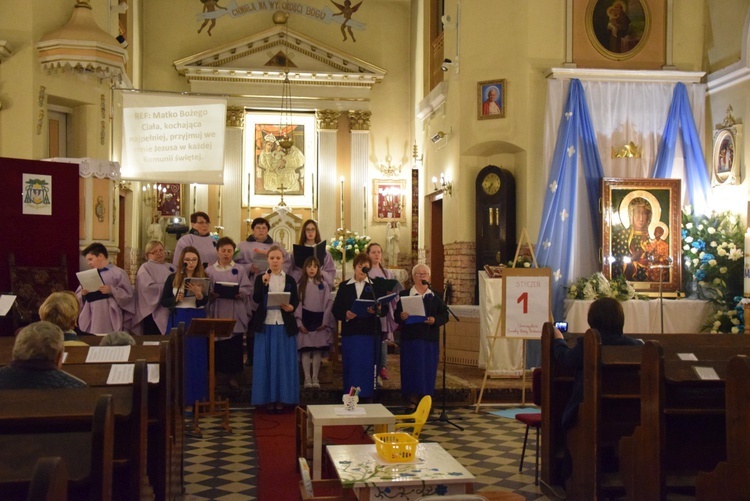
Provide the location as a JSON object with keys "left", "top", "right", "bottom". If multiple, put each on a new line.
{"left": 251, "top": 324, "right": 299, "bottom": 406}
{"left": 400, "top": 338, "right": 439, "bottom": 397}
{"left": 168, "top": 308, "right": 208, "bottom": 407}
{"left": 342, "top": 334, "right": 378, "bottom": 398}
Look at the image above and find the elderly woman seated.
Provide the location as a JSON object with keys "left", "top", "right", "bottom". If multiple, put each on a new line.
{"left": 0, "top": 321, "right": 87, "bottom": 389}
{"left": 38, "top": 291, "right": 89, "bottom": 347}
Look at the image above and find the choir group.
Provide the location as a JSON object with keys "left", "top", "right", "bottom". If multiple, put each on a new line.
{"left": 74, "top": 212, "right": 449, "bottom": 412}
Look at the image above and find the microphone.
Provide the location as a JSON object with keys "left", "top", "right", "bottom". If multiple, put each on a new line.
{"left": 422, "top": 280, "right": 431, "bottom": 287}
{"left": 362, "top": 266, "right": 371, "bottom": 274}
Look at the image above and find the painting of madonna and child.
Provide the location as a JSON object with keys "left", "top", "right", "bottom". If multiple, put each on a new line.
{"left": 601, "top": 178, "right": 682, "bottom": 295}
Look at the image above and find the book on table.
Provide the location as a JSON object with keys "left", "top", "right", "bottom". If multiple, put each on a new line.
{"left": 292, "top": 240, "right": 327, "bottom": 268}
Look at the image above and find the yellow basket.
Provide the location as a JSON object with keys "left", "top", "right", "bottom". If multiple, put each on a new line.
{"left": 373, "top": 432, "right": 418, "bottom": 462}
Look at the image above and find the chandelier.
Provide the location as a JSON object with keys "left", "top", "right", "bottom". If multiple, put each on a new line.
{"left": 274, "top": 11, "right": 294, "bottom": 153}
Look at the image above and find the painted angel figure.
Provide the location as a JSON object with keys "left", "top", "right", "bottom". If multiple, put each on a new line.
{"left": 331, "top": 0, "right": 363, "bottom": 42}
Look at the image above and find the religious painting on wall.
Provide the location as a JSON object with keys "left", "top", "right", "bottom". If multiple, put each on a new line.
{"left": 601, "top": 177, "right": 682, "bottom": 295}
{"left": 572, "top": 0, "right": 666, "bottom": 69}
{"left": 373, "top": 179, "right": 405, "bottom": 223}
{"left": 712, "top": 109, "right": 742, "bottom": 187}
{"left": 243, "top": 112, "right": 316, "bottom": 209}
{"left": 477, "top": 79, "right": 506, "bottom": 120}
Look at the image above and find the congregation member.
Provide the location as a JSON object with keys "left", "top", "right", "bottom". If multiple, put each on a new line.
{"left": 332, "top": 252, "right": 382, "bottom": 401}
{"left": 552, "top": 296, "right": 642, "bottom": 479}
{"left": 100, "top": 330, "right": 136, "bottom": 346}
{"left": 0, "top": 321, "right": 87, "bottom": 389}
{"left": 205, "top": 237, "right": 252, "bottom": 389}
{"left": 172, "top": 211, "right": 217, "bottom": 269}
{"left": 250, "top": 245, "right": 299, "bottom": 413}
{"left": 289, "top": 219, "right": 336, "bottom": 288}
{"left": 395, "top": 264, "right": 448, "bottom": 406}
{"left": 76, "top": 242, "right": 134, "bottom": 335}
{"left": 295, "top": 256, "right": 335, "bottom": 389}
{"left": 38, "top": 291, "right": 89, "bottom": 347}
{"left": 236, "top": 217, "right": 288, "bottom": 365}
{"left": 365, "top": 242, "right": 403, "bottom": 383}
{"left": 161, "top": 246, "right": 209, "bottom": 408}
{"left": 133, "top": 240, "right": 175, "bottom": 335}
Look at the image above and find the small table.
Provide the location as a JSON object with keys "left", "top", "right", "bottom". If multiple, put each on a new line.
{"left": 327, "top": 442, "right": 476, "bottom": 500}
{"left": 307, "top": 403, "right": 395, "bottom": 480}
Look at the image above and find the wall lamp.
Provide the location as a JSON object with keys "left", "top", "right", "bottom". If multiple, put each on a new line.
{"left": 430, "top": 131, "right": 446, "bottom": 144}
{"left": 432, "top": 173, "right": 453, "bottom": 196}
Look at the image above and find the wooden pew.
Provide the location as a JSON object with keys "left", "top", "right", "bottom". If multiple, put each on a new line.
{"left": 541, "top": 324, "right": 750, "bottom": 500}
{"left": 27, "top": 457, "right": 68, "bottom": 501}
{"left": 0, "top": 361, "right": 148, "bottom": 501}
{"left": 619, "top": 340, "right": 730, "bottom": 500}
{"left": 0, "top": 394, "right": 114, "bottom": 500}
{"left": 696, "top": 354, "right": 750, "bottom": 501}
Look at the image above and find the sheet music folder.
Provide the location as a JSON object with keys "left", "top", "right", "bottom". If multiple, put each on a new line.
{"left": 186, "top": 318, "right": 236, "bottom": 338}
{"left": 293, "top": 240, "right": 327, "bottom": 268}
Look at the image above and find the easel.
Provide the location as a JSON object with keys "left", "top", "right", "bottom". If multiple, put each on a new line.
{"left": 187, "top": 318, "right": 236, "bottom": 435}
{"left": 475, "top": 229, "right": 551, "bottom": 412}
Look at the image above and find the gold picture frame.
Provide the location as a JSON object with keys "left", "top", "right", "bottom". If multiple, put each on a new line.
{"left": 477, "top": 79, "right": 506, "bottom": 120}
{"left": 712, "top": 123, "right": 742, "bottom": 187}
{"left": 601, "top": 177, "right": 682, "bottom": 295}
{"left": 372, "top": 179, "right": 405, "bottom": 223}
{"left": 572, "top": 0, "right": 666, "bottom": 69}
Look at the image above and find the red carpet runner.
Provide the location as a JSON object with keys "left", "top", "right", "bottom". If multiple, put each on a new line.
{"left": 253, "top": 408, "right": 372, "bottom": 500}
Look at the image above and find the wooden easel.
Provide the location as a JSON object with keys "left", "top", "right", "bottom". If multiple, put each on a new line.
{"left": 187, "top": 318, "right": 236, "bottom": 435}
{"left": 475, "top": 228, "right": 547, "bottom": 412}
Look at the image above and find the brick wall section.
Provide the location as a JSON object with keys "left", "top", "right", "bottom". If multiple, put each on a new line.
{"left": 444, "top": 241, "right": 476, "bottom": 305}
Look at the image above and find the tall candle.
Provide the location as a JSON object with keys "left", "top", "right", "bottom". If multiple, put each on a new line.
{"left": 745, "top": 229, "right": 750, "bottom": 297}
{"left": 363, "top": 184, "right": 367, "bottom": 235}
{"left": 340, "top": 176, "right": 345, "bottom": 230}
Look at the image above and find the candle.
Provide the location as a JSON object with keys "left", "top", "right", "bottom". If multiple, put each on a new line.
{"left": 745, "top": 229, "right": 750, "bottom": 297}
{"left": 340, "top": 176, "right": 345, "bottom": 230}
{"left": 363, "top": 184, "right": 367, "bottom": 234}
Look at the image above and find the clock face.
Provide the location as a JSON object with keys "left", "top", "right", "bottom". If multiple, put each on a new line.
{"left": 481, "top": 172, "right": 501, "bottom": 195}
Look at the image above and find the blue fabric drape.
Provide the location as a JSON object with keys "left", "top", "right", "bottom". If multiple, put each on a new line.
{"left": 536, "top": 79, "right": 606, "bottom": 321}
{"left": 650, "top": 82, "right": 710, "bottom": 214}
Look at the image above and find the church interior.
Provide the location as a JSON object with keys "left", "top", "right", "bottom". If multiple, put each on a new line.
{"left": 1, "top": 0, "right": 750, "bottom": 499}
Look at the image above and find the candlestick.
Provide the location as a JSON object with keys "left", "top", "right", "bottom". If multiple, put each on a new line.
{"left": 745, "top": 229, "right": 750, "bottom": 297}
{"left": 340, "top": 176, "right": 345, "bottom": 230}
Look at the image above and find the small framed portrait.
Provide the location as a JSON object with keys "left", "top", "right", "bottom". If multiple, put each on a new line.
{"left": 712, "top": 123, "right": 742, "bottom": 186}
{"left": 601, "top": 177, "right": 682, "bottom": 295}
{"left": 477, "top": 79, "right": 506, "bottom": 120}
{"left": 373, "top": 179, "right": 405, "bottom": 223}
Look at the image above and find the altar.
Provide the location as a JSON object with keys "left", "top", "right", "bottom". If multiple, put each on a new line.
{"left": 563, "top": 298, "right": 713, "bottom": 334}
{"left": 477, "top": 271, "right": 524, "bottom": 376}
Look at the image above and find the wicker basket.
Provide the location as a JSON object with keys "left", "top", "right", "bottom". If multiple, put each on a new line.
{"left": 372, "top": 432, "right": 418, "bottom": 462}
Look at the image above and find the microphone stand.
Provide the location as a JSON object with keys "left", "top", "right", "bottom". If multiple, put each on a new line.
{"left": 361, "top": 268, "right": 381, "bottom": 400}
{"left": 430, "top": 280, "right": 463, "bottom": 431}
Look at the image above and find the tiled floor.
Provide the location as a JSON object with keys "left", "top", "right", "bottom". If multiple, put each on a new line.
{"left": 182, "top": 406, "right": 549, "bottom": 500}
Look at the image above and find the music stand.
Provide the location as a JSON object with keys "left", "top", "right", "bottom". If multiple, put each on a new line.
{"left": 430, "top": 281, "right": 463, "bottom": 430}
{"left": 186, "top": 318, "right": 236, "bottom": 435}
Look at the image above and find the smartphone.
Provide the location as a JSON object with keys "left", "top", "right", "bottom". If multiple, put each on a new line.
{"left": 554, "top": 321, "right": 568, "bottom": 333}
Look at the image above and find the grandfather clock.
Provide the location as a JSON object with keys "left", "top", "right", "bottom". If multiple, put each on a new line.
{"left": 475, "top": 165, "right": 516, "bottom": 273}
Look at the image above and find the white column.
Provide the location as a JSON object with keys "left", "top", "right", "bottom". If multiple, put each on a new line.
{"left": 350, "top": 130, "right": 369, "bottom": 235}
{"left": 222, "top": 126, "right": 243, "bottom": 240}
{"left": 318, "top": 130, "right": 338, "bottom": 240}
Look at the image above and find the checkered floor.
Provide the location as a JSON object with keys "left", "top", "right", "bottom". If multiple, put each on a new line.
{"left": 181, "top": 406, "right": 549, "bottom": 500}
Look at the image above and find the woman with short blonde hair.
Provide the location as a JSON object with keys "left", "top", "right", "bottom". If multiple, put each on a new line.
{"left": 39, "top": 291, "right": 87, "bottom": 345}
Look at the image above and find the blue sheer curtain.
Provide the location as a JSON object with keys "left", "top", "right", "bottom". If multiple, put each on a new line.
{"left": 536, "top": 79, "right": 605, "bottom": 321}
{"left": 650, "top": 82, "right": 710, "bottom": 214}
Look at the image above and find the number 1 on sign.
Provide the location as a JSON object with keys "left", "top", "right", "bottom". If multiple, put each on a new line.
{"left": 517, "top": 292, "right": 528, "bottom": 314}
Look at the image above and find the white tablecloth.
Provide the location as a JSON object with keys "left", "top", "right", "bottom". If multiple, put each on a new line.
{"left": 563, "top": 299, "right": 712, "bottom": 334}
{"left": 478, "top": 271, "right": 524, "bottom": 375}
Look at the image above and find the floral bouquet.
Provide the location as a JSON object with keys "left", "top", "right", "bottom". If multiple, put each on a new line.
{"left": 328, "top": 228, "right": 371, "bottom": 263}
{"left": 681, "top": 207, "right": 745, "bottom": 333}
{"left": 566, "top": 272, "right": 641, "bottom": 301}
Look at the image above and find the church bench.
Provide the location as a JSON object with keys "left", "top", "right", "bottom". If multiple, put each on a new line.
{"left": 619, "top": 341, "right": 735, "bottom": 500}
{"left": 540, "top": 324, "right": 750, "bottom": 500}
{"left": 696, "top": 354, "right": 750, "bottom": 501}
{"left": 0, "top": 361, "right": 148, "bottom": 501}
{"left": 0, "top": 340, "right": 161, "bottom": 366}
{"left": 0, "top": 394, "right": 114, "bottom": 500}
{"left": 26, "top": 456, "right": 68, "bottom": 501}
